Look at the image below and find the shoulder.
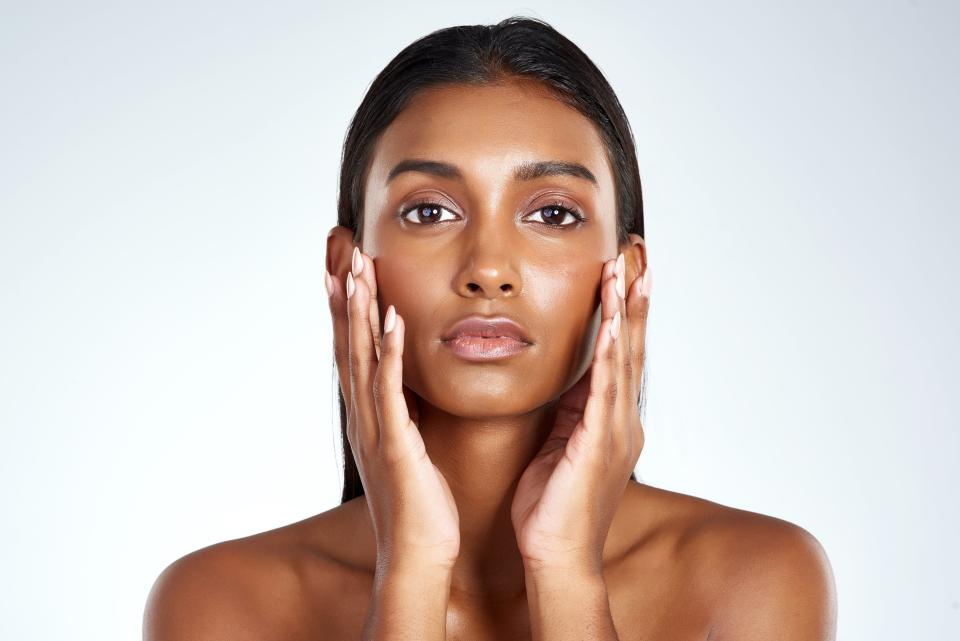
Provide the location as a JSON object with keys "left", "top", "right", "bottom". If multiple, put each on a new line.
{"left": 142, "top": 539, "right": 289, "bottom": 641}
{"left": 632, "top": 483, "right": 838, "bottom": 641}
{"left": 699, "top": 509, "right": 837, "bottom": 641}
{"left": 143, "top": 499, "right": 376, "bottom": 641}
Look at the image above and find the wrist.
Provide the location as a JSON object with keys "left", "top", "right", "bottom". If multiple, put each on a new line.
{"left": 522, "top": 554, "right": 604, "bottom": 582}
{"left": 376, "top": 554, "right": 457, "bottom": 580}
{"left": 366, "top": 557, "right": 453, "bottom": 641}
{"left": 523, "top": 564, "right": 616, "bottom": 641}
{"left": 525, "top": 566, "right": 605, "bottom": 588}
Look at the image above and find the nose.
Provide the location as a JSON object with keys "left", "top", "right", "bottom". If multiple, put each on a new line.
{"left": 453, "top": 235, "right": 522, "bottom": 299}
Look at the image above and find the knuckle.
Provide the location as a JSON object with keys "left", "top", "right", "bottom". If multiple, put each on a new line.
{"left": 348, "top": 350, "right": 369, "bottom": 377}
{"left": 333, "top": 344, "right": 349, "bottom": 369}
{"left": 348, "top": 351, "right": 361, "bottom": 377}
{"left": 378, "top": 437, "right": 409, "bottom": 468}
{"left": 379, "top": 443, "right": 400, "bottom": 467}
{"left": 605, "top": 338, "right": 617, "bottom": 361}
{"left": 350, "top": 426, "right": 374, "bottom": 460}
{"left": 345, "top": 422, "right": 362, "bottom": 455}
{"left": 604, "top": 381, "right": 619, "bottom": 407}
{"left": 598, "top": 437, "right": 614, "bottom": 470}
{"left": 371, "top": 374, "right": 389, "bottom": 406}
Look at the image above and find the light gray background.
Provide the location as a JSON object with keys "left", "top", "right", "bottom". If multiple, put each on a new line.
{"left": 1, "top": 1, "right": 957, "bottom": 639}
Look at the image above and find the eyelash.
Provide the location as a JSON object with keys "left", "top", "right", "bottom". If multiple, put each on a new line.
{"left": 398, "top": 198, "right": 589, "bottom": 229}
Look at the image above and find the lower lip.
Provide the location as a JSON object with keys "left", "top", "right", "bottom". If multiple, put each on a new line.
{"left": 442, "top": 336, "right": 531, "bottom": 361}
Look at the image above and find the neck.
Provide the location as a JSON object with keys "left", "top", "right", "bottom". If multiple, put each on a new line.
{"left": 415, "top": 398, "right": 560, "bottom": 598}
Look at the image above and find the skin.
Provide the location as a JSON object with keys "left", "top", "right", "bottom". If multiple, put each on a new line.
{"left": 143, "top": 80, "right": 837, "bottom": 640}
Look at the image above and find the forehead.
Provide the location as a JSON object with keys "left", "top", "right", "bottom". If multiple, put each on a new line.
{"left": 365, "top": 80, "right": 615, "bottom": 194}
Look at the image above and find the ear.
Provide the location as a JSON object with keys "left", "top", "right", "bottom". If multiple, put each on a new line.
{"left": 618, "top": 233, "right": 648, "bottom": 287}
{"left": 326, "top": 225, "right": 358, "bottom": 284}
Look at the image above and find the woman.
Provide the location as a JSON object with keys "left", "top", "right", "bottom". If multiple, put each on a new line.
{"left": 144, "top": 16, "right": 837, "bottom": 641}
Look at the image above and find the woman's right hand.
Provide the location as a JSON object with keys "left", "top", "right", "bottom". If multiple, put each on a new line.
{"left": 325, "top": 246, "right": 461, "bottom": 572}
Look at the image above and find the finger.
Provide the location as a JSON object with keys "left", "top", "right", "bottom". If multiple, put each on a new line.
{"left": 624, "top": 264, "right": 651, "bottom": 466}
{"left": 625, "top": 263, "right": 651, "bottom": 398}
{"left": 372, "top": 306, "right": 421, "bottom": 463}
{"left": 352, "top": 247, "right": 383, "bottom": 361}
{"left": 612, "top": 252, "right": 635, "bottom": 452}
{"left": 346, "top": 259, "right": 382, "bottom": 451}
{"left": 580, "top": 258, "right": 621, "bottom": 465}
{"left": 614, "top": 251, "right": 631, "bottom": 373}
{"left": 326, "top": 269, "right": 352, "bottom": 410}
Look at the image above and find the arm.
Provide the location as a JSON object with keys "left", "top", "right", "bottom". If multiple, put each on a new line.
{"left": 361, "top": 560, "right": 453, "bottom": 641}
{"left": 525, "top": 566, "right": 621, "bottom": 641}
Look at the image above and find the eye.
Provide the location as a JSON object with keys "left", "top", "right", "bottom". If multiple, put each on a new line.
{"left": 397, "top": 198, "right": 588, "bottom": 228}
{"left": 399, "top": 201, "right": 460, "bottom": 225}
{"left": 524, "top": 201, "right": 588, "bottom": 228}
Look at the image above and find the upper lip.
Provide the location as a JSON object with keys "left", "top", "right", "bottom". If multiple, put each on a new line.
{"left": 441, "top": 314, "right": 533, "bottom": 344}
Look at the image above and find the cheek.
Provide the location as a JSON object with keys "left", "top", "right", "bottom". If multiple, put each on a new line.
{"left": 373, "top": 256, "right": 420, "bottom": 314}
{"left": 529, "top": 263, "right": 602, "bottom": 391}
{"left": 369, "top": 254, "right": 439, "bottom": 389}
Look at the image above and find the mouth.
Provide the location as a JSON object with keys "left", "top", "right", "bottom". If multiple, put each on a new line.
{"left": 441, "top": 335, "right": 531, "bottom": 361}
{"left": 440, "top": 314, "right": 533, "bottom": 362}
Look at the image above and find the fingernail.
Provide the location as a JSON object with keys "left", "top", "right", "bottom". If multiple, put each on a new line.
{"left": 352, "top": 246, "right": 364, "bottom": 276}
{"left": 616, "top": 253, "right": 625, "bottom": 279}
{"left": 346, "top": 271, "right": 355, "bottom": 299}
{"left": 641, "top": 266, "right": 652, "bottom": 298}
{"left": 323, "top": 270, "right": 333, "bottom": 298}
{"left": 383, "top": 305, "right": 396, "bottom": 334}
{"left": 609, "top": 310, "right": 621, "bottom": 340}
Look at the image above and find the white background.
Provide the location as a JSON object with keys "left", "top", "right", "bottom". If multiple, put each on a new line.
{"left": 1, "top": 1, "right": 957, "bottom": 639}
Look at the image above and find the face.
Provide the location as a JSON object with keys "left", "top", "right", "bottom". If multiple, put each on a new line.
{"left": 355, "top": 79, "right": 624, "bottom": 417}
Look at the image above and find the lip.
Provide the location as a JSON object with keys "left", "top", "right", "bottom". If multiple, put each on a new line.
{"left": 441, "top": 314, "right": 533, "bottom": 343}
{"left": 440, "top": 314, "right": 533, "bottom": 362}
{"left": 442, "top": 336, "right": 531, "bottom": 361}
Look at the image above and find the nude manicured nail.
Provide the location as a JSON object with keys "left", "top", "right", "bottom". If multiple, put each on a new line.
{"left": 346, "top": 271, "right": 355, "bottom": 299}
{"left": 324, "top": 270, "right": 333, "bottom": 298}
{"left": 352, "top": 246, "right": 364, "bottom": 276}
{"left": 610, "top": 310, "right": 621, "bottom": 340}
{"left": 384, "top": 305, "right": 396, "bottom": 333}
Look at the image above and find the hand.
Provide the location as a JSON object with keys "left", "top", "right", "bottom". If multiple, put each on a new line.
{"left": 326, "top": 246, "right": 461, "bottom": 571}
{"left": 511, "top": 253, "right": 651, "bottom": 575}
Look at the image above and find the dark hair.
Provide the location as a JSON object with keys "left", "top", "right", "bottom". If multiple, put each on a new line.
{"left": 336, "top": 16, "right": 646, "bottom": 504}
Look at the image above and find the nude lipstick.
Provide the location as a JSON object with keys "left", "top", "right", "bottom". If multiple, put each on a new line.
{"left": 440, "top": 315, "right": 532, "bottom": 362}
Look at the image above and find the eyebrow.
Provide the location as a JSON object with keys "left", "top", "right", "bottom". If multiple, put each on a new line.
{"left": 385, "top": 158, "right": 599, "bottom": 188}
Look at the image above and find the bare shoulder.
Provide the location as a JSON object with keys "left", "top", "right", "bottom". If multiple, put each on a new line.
{"left": 143, "top": 498, "right": 376, "bottom": 641}
{"left": 623, "top": 482, "right": 838, "bottom": 641}
{"left": 695, "top": 503, "right": 838, "bottom": 641}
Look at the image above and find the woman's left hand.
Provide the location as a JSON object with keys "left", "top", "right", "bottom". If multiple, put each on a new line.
{"left": 511, "top": 253, "right": 651, "bottom": 576}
